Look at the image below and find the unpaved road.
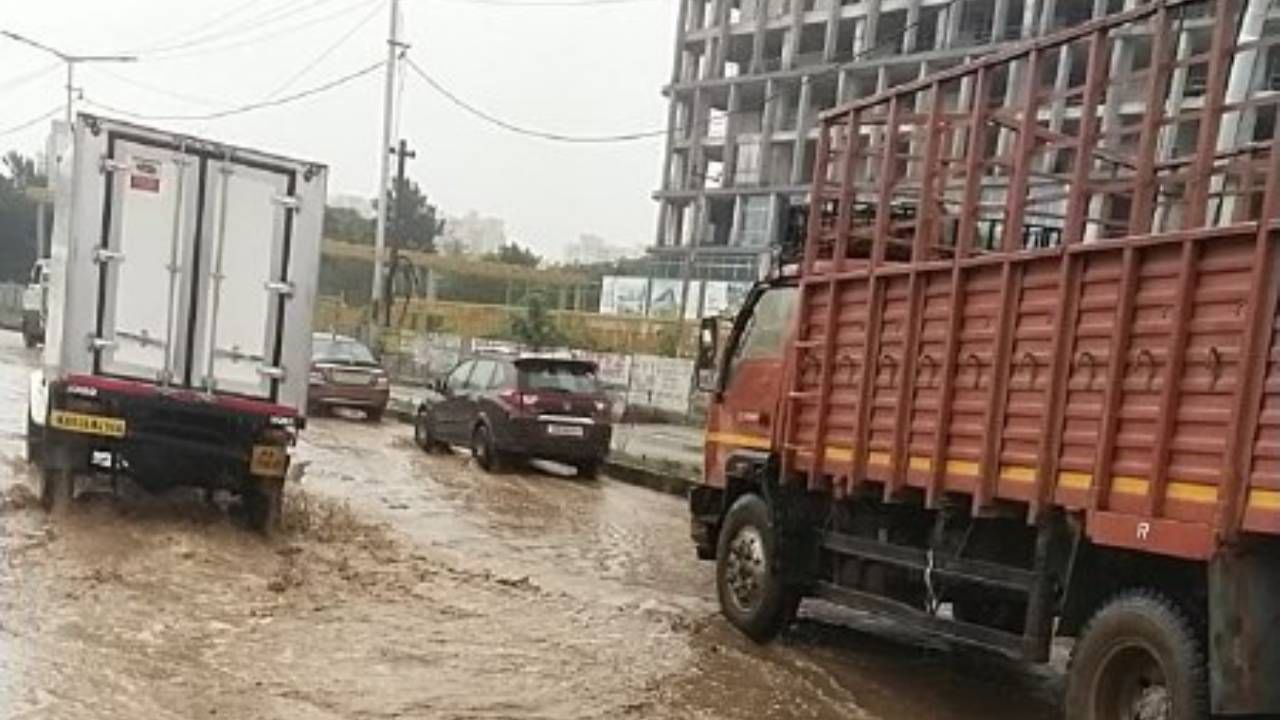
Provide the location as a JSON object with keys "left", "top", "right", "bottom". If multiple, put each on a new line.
{"left": 0, "top": 330, "right": 1059, "bottom": 719}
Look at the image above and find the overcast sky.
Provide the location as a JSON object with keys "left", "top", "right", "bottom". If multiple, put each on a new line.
{"left": 0, "top": 0, "right": 674, "bottom": 259}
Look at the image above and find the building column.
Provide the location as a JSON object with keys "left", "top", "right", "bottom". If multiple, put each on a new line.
{"left": 991, "top": 0, "right": 1010, "bottom": 41}
{"left": 685, "top": 88, "right": 708, "bottom": 190}
{"left": 751, "top": 0, "right": 769, "bottom": 72}
{"left": 760, "top": 78, "right": 778, "bottom": 185}
{"left": 836, "top": 67, "right": 850, "bottom": 104}
{"left": 790, "top": 76, "right": 813, "bottom": 185}
{"left": 724, "top": 82, "right": 743, "bottom": 185}
{"left": 862, "top": 0, "right": 883, "bottom": 53}
{"left": 784, "top": 0, "right": 804, "bottom": 70}
{"left": 903, "top": 0, "right": 921, "bottom": 53}
{"left": 823, "top": 0, "right": 841, "bottom": 61}
{"left": 730, "top": 196, "right": 747, "bottom": 246}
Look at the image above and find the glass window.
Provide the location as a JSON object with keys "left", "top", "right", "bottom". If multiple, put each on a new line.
{"left": 518, "top": 361, "right": 599, "bottom": 393}
{"left": 490, "top": 362, "right": 512, "bottom": 389}
{"left": 468, "top": 360, "right": 497, "bottom": 391}
{"left": 312, "top": 336, "right": 378, "bottom": 366}
{"left": 446, "top": 361, "right": 474, "bottom": 393}
{"left": 728, "top": 286, "right": 798, "bottom": 377}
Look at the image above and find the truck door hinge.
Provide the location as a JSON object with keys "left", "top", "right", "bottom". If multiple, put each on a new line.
{"left": 100, "top": 157, "right": 128, "bottom": 174}
{"left": 88, "top": 336, "right": 115, "bottom": 352}
{"left": 272, "top": 195, "right": 301, "bottom": 211}
{"left": 256, "top": 366, "right": 286, "bottom": 380}
{"left": 94, "top": 248, "right": 126, "bottom": 264}
{"left": 264, "top": 281, "right": 295, "bottom": 297}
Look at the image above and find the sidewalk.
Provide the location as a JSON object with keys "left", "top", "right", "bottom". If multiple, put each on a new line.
{"left": 386, "top": 384, "right": 703, "bottom": 495}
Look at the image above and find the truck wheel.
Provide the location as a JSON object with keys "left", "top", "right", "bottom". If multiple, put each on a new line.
{"left": 716, "top": 493, "right": 800, "bottom": 642}
{"left": 1066, "top": 590, "right": 1207, "bottom": 720}
{"left": 38, "top": 467, "right": 73, "bottom": 513}
{"left": 471, "top": 425, "right": 504, "bottom": 473}
{"left": 246, "top": 479, "right": 284, "bottom": 535}
{"left": 26, "top": 415, "right": 43, "bottom": 466}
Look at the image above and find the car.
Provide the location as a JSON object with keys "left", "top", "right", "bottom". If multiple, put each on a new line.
{"left": 307, "top": 333, "right": 390, "bottom": 421}
{"left": 414, "top": 355, "right": 612, "bottom": 477}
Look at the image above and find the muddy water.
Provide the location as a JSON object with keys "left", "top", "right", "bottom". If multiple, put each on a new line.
{"left": 0, "top": 330, "right": 1058, "bottom": 719}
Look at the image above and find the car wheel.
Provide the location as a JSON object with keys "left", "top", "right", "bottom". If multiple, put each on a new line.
{"left": 716, "top": 493, "right": 801, "bottom": 643}
{"left": 366, "top": 407, "right": 384, "bottom": 423}
{"left": 26, "top": 414, "right": 43, "bottom": 466}
{"left": 574, "top": 459, "right": 601, "bottom": 480}
{"left": 471, "top": 425, "right": 503, "bottom": 473}
{"left": 245, "top": 479, "right": 284, "bottom": 536}
{"left": 414, "top": 411, "right": 438, "bottom": 452}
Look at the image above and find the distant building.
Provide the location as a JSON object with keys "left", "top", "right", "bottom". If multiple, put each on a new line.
{"left": 444, "top": 211, "right": 506, "bottom": 256}
{"left": 564, "top": 234, "right": 642, "bottom": 265}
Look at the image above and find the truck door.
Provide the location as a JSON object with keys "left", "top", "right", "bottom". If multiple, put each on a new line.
{"left": 706, "top": 285, "right": 798, "bottom": 485}
{"left": 94, "top": 139, "right": 201, "bottom": 385}
{"left": 190, "top": 158, "right": 297, "bottom": 399}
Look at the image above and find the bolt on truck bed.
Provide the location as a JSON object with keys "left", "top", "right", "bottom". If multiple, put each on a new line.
{"left": 691, "top": 1, "right": 1280, "bottom": 716}
{"left": 26, "top": 114, "right": 327, "bottom": 533}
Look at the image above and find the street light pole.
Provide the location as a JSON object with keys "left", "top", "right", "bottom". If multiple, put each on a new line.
{"left": 0, "top": 31, "right": 136, "bottom": 124}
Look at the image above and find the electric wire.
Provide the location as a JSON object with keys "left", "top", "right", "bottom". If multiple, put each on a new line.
{"left": 265, "top": 0, "right": 386, "bottom": 98}
{"left": 0, "top": 105, "right": 61, "bottom": 138}
{"left": 143, "top": 0, "right": 379, "bottom": 61}
{"left": 0, "top": 61, "right": 60, "bottom": 93}
{"left": 139, "top": 0, "right": 351, "bottom": 57}
{"left": 82, "top": 60, "right": 382, "bottom": 121}
{"left": 124, "top": 0, "right": 272, "bottom": 54}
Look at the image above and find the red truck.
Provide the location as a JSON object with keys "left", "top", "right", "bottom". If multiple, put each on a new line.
{"left": 690, "top": 2, "right": 1280, "bottom": 717}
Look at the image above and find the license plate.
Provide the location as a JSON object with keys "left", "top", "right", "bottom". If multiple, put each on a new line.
{"left": 547, "top": 424, "right": 584, "bottom": 437}
{"left": 49, "top": 410, "right": 126, "bottom": 438}
{"left": 332, "top": 370, "right": 371, "bottom": 386}
{"left": 250, "top": 445, "right": 289, "bottom": 477}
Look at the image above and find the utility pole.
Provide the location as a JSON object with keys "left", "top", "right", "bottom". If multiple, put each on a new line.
{"left": 369, "top": 0, "right": 403, "bottom": 348}
{"left": 0, "top": 31, "right": 136, "bottom": 123}
{"left": 383, "top": 138, "right": 416, "bottom": 326}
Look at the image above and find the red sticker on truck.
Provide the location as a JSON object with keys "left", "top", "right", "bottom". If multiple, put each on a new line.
{"left": 130, "top": 159, "right": 161, "bottom": 193}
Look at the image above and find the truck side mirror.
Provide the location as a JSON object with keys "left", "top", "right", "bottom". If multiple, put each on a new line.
{"left": 695, "top": 317, "right": 719, "bottom": 393}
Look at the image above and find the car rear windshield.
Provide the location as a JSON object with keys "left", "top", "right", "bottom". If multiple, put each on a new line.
{"left": 517, "top": 361, "right": 599, "bottom": 393}
{"left": 313, "top": 337, "right": 378, "bottom": 366}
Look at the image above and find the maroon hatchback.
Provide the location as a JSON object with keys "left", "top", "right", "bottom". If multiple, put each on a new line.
{"left": 308, "top": 333, "right": 390, "bottom": 421}
{"left": 413, "top": 356, "right": 612, "bottom": 477}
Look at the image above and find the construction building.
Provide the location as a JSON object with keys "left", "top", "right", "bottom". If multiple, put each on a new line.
{"left": 652, "top": 0, "right": 1146, "bottom": 283}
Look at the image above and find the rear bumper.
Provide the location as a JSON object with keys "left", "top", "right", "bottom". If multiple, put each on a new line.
{"left": 308, "top": 383, "right": 389, "bottom": 410}
{"left": 495, "top": 417, "right": 612, "bottom": 463}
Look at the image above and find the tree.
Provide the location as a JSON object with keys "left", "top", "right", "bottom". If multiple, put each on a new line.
{"left": 485, "top": 242, "right": 540, "bottom": 268}
{"left": 323, "top": 206, "right": 373, "bottom": 244}
{"left": 0, "top": 151, "right": 43, "bottom": 282}
{"left": 509, "top": 290, "right": 563, "bottom": 350}
{"left": 388, "top": 178, "right": 445, "bottom": 253}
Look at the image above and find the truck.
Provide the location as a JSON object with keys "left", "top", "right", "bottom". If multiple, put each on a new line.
{"left": 20, "top": 258, "right": 49, "bottom": 348}
{"left": 26, "top": 114, "right": 327, "bottom": 533}
{"left": 689, "top": 2, "right": 1280, "bottom": 717}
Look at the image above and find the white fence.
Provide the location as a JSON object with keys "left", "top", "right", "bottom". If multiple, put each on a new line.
{"left": 384, "top": 332, "right": 697, "bottom": 418}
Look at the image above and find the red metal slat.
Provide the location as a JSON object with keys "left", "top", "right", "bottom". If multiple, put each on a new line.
{"left": 1002, "top": 47, "right": 1044, "bottom": 251}
{"left": 974, "top": 262, "right": 1024, "bottom": 513}
{"left": 1030, "top": 253, "right": 1085, "bottom": 520}
{"left": 1061, "top": 29, "right": 1113, "bottom": 246}
{"left": 1183, "top": 0, "right": 1239, "bottom": 229}
{"left": 1089, "top": 247, "right": 1139, "bottom": 512}
{"left": 1127, "top": 6, "right": 1174, "bottom": 236}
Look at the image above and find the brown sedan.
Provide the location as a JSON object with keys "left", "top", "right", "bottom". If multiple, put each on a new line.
{"left": 308, "top": 333, "right": 390, "bottom": 421}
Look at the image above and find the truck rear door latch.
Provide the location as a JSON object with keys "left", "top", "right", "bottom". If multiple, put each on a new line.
{"left": 94, "top": 248, "right": 126, "bottom": 264}
{"left": 272, "top": 195, "right": 301, "bottom": 211}
{"left": 256, "top": 366, "right": 286, "bottom": 380}
{"left": 264, "top": 281, "right": 294, "bottom": 297}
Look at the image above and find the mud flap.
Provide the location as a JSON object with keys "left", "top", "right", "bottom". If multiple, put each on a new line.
{"left": 1210, "top": 540, "right": 1280, "bottom": 715}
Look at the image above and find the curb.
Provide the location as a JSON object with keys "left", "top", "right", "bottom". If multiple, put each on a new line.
{"left": 384, "top": 404, "right": 696, "bottom": 498}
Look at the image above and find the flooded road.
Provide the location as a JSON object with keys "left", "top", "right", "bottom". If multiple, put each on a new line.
{"left": 0, "top": 330, "right": 1059, "bottom": 719}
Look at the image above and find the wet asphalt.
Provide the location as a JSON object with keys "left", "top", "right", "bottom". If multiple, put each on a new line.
{"left": 0, "top": 329, "right": 1060, "bottom": 719}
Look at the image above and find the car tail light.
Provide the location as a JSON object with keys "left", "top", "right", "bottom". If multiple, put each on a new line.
{"left": 374, "top": 374, "right": 390, "bottom": 389}
{"left": 594, "top": 399, "right": 610, "bottom": 416}
{"left": 498, "top": 390, "right": 538, "bottom": 414}
{"left": 309, "top": 369, "right": 325, "bottom": 385}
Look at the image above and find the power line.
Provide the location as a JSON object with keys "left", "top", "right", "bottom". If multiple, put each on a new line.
{"left": 0, "top": 60, "right": 60, "bottom": 92}
{"left": 0, "top": 105, "right": 61, "bottom": 138}
{"left": 143, "top": 0, "right": 378, "bottom": 61}
{"left": 140, "top": 0, "right": 350, "bottom": 56}
{"left": 124, "top": 0, "right": 273, "bottom": 54}
{"left": 83, "top": 60, "right": 382, "bottom": 121}
{"left": 433, "top": 0, "right": 659, "bottom": 7}
{"left": 404, "top": 56, "right": 666, "bottom": 143}
{"left": 265, "top": 0, "right": 386, "bottom": 99}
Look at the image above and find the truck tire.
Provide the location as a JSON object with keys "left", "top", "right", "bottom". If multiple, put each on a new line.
{"left": 38, "top": 467, "right": 72, "bottom": 513}
{"left": 26, "top": 415, "right": 43, "bottom": 466}
{"left": 1065, "top": 590, "right": 1207, "bottom": 720}
{"left": 716, "top": 493, "right": 800, "bottom": 642}
{"left": 246, "top": 479, "right": 284, "bottom": 535}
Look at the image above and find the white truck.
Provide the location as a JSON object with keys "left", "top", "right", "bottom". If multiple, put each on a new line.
{"left": 20, "top": 258, "right": 49, "bottom": 348}
{"left": 26, "top": 114, "right": 327, "bottom": 532}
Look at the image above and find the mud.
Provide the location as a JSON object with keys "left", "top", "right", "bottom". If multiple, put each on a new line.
{"left": 0, "top": 331, "right": 1059, "bottom": 719}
